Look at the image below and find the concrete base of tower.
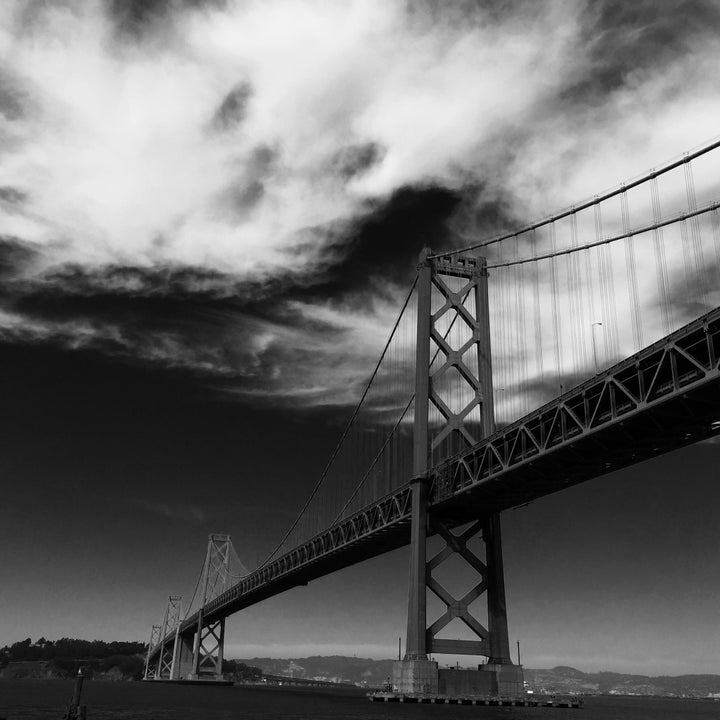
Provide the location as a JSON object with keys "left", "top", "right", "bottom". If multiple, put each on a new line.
{"left": 436, "top": 663, "right": 524, "bottom": 698}
{"left": 392, "top": 659, "right": 523, "bottom": 698}
{"left": 392, "top": 659, "right": 439, "bottom": 695}
{"left": 481, "top": 662, "right": 525, "bottom": 697}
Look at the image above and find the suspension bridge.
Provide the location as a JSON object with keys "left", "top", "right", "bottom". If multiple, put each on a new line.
{"left": 144, "top": 137, "right": 720, "bottom": 697}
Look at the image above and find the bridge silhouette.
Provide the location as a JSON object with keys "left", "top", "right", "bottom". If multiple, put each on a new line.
{"left": 144, "top": 137, "right": 720, "bottom": 697}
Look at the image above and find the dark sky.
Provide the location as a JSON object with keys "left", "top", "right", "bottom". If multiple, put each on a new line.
{"left": 2, "top": 338, "right": 719, "bottom": 674}
{"left": 1, "top": 0, "right": 720, "bottom": 675}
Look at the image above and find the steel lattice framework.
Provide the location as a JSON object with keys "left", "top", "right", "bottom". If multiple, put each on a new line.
{"left": 145, "top": 596, "right": 182, "bottom": 680}
{"left": 430, "top": 304, "right": 720, "bottom": 517}
{"left": 143, "top": 625, "right": 162, "bottom": 679}
{"left": 429, "top": 254, "right": 493, "bottom": 451}
{"left": 148, "top": 304, "right": 720, "bottom": 665}
{"left": 425, "top": 519, "right": 489, "bottom": 656}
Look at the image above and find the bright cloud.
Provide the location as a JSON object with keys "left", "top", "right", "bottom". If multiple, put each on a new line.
{"left": 0, "top": 0, "right": 719, "bottom": 407}
{"left": 0, "top": 0, "right": 585, "bottom": 276}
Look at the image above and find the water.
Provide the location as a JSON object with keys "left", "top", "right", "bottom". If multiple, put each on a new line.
{"left": 1, "top": 680, "right": 718, "bottom": 720}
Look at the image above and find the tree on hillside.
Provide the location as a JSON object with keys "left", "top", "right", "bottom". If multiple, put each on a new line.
{"left": 1, "top": 637, "right": 145, "bottom": 662}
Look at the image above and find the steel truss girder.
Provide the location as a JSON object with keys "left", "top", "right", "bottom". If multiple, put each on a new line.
{"left": 150, "top": 486, "right": 416, "bottom": 649}
{"left": 431, "top": 306, "right": 720, "bottom": 507}
{"left": 426, "top": 520, "right": 489, "bottom": 657}
{"left": 151, "top": 306, "right": 720, "bottom": 655}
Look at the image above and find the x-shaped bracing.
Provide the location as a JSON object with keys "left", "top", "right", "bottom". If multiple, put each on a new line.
{"left": 429, "top": 272, "right": 485, "bottom": 452}
{"left": 196, "top": 619, "right": 224, "bottom": 676}
{"left": 158, "top": 643, "right": 175, "bottom": 678}
{"left": 425, "top": 520, "right": 490, "bottom": 656}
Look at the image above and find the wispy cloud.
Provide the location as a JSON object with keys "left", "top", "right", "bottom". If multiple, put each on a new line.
{"left": 0, "top": 0, "right": 718, "bottom": 406}
{"left": 0, "top": 0, "right": 584, "bottom": 275}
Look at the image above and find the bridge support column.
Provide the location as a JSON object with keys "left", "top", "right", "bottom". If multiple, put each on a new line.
{"left": 156, "top": 636, "right": 176, "bottom": 679}
{"left": 394, "top": 250, "right": 439, "bottom": 694}
{"left": 143, "top": 625, "right": 162, "bottom": 680}
{"left": 395, "top": 475, "right": 441, "bottom": 693}
{"left": 190, "top": 618, "right": 225, "bottom": 681}
{"left": 479, "top": 513, "right": 523, "bottom": 696}
{"left": 485, "top": 513, "right": 511, "bottom": 664}
{"left": 394, "top": 512, "right": 522, "bottom": 696}
{"left": 172, "top": 632, "right": 195, "bottom": 680}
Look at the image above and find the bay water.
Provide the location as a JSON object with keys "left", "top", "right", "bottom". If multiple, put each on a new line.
{"left": 1, "top": 680, "right": 718, "bottom": 719}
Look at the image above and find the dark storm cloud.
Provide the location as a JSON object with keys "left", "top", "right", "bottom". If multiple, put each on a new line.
{"left": 563, "top": 0, "right": 720, "bottom": 105}
{"left": 10, "top": 263, "right": 290, "bottom": 342}
{"left": 299, "top": 185, "right": 465, "bottom": 301}
{"left": 0, "top": 186, "right": 28, "bottom": 204}
{"left": 212, "top": 82, "right": 253, "bottom": 132}
{"left": 332, "top": 143, "right": 386, "bottom": 182}
{"left": 12, "top": 266, "right": 331, "bottom": 351}
{"left": 8, "top": 0, "right": 75, "bottom": 32}
{"left": 1, "top": 0, "right": 717, "bottom": 407}
{"left": 0, "top": 184, "right": 465, "bottom": 396}
{"left": 12, "top": 264, "right": 247, "bottom": 318}
{"left": 0, "top": 70, "right": 29, "bottom": 121}
{"left": 6, "top": 183, "right": 431, "bottom": 321}
{"left": 216, "top": 145, "right": 276, "bottom": 216}
{"left": 407, "top": 0, "right": 550, "bottom": 31}
{"left": 0, "top": 236, "right": 38, "bottom": 279}
{"left": 0, "top": 257, "right": 355, "bottom": 392}
{"left": 107, "top": 0, "right": 226, "bottom": 40}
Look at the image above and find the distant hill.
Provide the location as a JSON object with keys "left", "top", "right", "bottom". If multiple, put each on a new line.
{"left": 5, "top": 640, "right": 719, "bottom": 697}
{"left": 239, "top": 656, "right": 395, "bottom": 687}
{"left": 524, "top": 666, "right": 720, "bottom": 697}
{"left": 239, "top": 656, "right": 720, "bottom": 696}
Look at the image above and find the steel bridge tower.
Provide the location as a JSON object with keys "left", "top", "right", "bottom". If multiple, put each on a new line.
{"left": 144, "top": 534, "right": 232, "bottom": 683}
{"left": 393, "top": 249, "right": 524, "bottom": 696}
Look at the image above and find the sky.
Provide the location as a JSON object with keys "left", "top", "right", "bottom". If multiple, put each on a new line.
{"left": 1, "top": 0, "right": 720, "bottom": 676}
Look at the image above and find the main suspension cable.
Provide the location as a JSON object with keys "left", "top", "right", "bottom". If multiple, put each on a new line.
{"left": 487, "top": 200, "right": 720, "bottom": 269}
{"left": 258, "top": 273, "right": 419, "bottom": 568}
{"left": 434, "top": 136, "right": 720, "bottom": 259}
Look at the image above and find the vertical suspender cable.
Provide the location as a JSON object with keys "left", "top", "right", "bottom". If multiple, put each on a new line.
{"left": 621, "top": 188, "right": 643, "bottom": 350}
{"left": 549, "top": 222, "right": 562, "bottom": 392}
{"left": 531, "top": 226, "right": 545, "bottom": 401}
{"left": 684, "top": 158, "right": 709, "bottom": 298}
{"left": 712, "top": 209, "right": 720, "bottom": 280}
{"left": 514, "top": 236, "right": 529, "bottom": 416}
{"left": 650, "top": 174, "right": 672, "bottom": 334}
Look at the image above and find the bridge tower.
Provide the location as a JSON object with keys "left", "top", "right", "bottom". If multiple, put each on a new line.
{"left": 144, "top": 596, "right": 182, "bottom": 680}
{"left": 393, "top": 249, "right": 524, "bottom": 697}
{"left": 143, "top": 534, "right": 236, "bottom": 683}
{"left": 143, "top": 624, "right": 162, "bottom": 679}
{"left": 186, "top": 533, "right": 231, "bottom": 681}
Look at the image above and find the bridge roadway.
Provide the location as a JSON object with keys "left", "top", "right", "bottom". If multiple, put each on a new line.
{"left": 165, "top": 306, "right": 720, "bottom": 644}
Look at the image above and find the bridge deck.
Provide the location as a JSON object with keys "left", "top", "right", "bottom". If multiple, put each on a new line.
{"left": 432, "top": 305, "right": 720, "bottom": 523}
{"left": 156, "top": 306, "right": 720, "bottom": 648}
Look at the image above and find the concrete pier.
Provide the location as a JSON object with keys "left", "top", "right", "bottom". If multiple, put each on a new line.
{"left": 392, "top": 659, "right": 438, "bottom": 695}
{"left": 370, "top": 693, "right": 583, "bottom": 709}
{"left": 393, "top": 660, "right": 523, "bottom": 698}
